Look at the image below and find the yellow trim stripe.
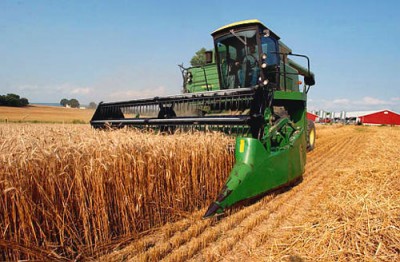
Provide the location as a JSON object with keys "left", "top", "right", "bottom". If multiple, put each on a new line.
{"left": 239, "top": 139, "right": 245, "bottom": 153}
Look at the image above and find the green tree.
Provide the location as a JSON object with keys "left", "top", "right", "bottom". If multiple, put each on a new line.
{"left": 190, "top": 47, "right": 207, "bottom": 67}
{"left": 5, "top": 93, "right": 21, "bottom": 107}
{"left": 0, "top": 95, "right": 5, "bottom": 106}
{"left": 0, "top": 93, "right": 29, "bottom": 107}
{"left": 19, "top": 97, "right": 29, "bottom": 106}
{"left": 60, "top": 98, "right": 69, "bottom": 107}
{"left": 88, "top": 101, "right": 97, "bottom": 109}
{"left": 69, "top": 99, "right": 80, "bottom": 108}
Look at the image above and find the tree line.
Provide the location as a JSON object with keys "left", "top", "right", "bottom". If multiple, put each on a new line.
{"left": 60, "top": 98, "right": 97, "bottom": 109}
{"left": 0, "top": 93, "right": 29, "bottom": 107}
{"left": 60, "top": 98, "right": 80, "bottom": 108}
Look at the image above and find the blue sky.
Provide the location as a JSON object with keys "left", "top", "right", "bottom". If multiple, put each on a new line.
{"left": 0, "top": 0, "right": 399, "bottom": 112}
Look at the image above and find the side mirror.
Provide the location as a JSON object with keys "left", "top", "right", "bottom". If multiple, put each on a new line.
{"left": 304, "top": 75, "right": 315, "bottom": 86}
{"left": 205, "top": 51, "right": 213, "bottom": 64}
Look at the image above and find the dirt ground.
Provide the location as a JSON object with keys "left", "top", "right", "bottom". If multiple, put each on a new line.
{"left": 101, "top": 125, "right": 400, "bottom": 261}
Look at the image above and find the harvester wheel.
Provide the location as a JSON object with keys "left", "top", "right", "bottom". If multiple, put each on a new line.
{"left": 307, "top": 120, "right": 316, "bottom": 152}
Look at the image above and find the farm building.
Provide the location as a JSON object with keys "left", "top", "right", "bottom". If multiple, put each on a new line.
{"left": 307, "top": 112, "right": 318, "bottom": 122}
{"left": 346, "top": 109, "right": 400, "bottom": 125}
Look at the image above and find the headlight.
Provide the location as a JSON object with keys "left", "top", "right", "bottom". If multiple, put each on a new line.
{"left": 186, "top": 72, "right": 193, "bottom": 84}
{"left": 261, "top": 53, "right": 267, "bottom": 60}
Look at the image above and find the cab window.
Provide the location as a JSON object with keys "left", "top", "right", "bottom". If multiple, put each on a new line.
{"left": 261, "top": 37, "right": 278, "bottom": 65}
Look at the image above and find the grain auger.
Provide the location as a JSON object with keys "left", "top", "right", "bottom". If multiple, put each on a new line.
{"left": 90, "top": 19, "right": 316, "bottom": 218}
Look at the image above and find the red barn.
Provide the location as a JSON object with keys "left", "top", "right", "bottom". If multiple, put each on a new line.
{"left": 307, "top": 112, "right": 318, "bottom": 122}
{"left": 359, "top": 110, "right": 400, "bottom": 126}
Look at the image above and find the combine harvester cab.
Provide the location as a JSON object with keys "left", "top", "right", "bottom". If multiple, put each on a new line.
{"left": 90, "top": 19, "right": 316, "bottom": 218}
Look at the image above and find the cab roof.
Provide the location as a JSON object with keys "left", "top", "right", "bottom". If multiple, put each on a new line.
{"left": 211, "top": 19, "right": 280, "bottom": 39}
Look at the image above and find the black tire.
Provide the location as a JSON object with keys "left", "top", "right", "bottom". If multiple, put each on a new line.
{"left": 307, "top": 119, "right": 316, "bottom": 152}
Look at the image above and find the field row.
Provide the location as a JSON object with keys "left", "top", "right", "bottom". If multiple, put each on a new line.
{"left": 104, "top": 125, "right": 400, "bottom": 261}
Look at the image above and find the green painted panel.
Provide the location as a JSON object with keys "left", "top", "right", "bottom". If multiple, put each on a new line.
{"left": 273, "top": 90, "right": 306, "bottom": 101}
{"left": 209, "top": 131, "right": 306, "bottom": 213}
{"left": 186, "top": 63, "right": 220, "bottom": 92}
{"left": 279, "top": 62, "right": 300, "bottom": 91}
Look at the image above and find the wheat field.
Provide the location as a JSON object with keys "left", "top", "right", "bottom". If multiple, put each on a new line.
{"left": 0, "top": 123, "right": 399, "bottom": 261}
{"left": 0, "top": 124, "right": 234, "bottom": 260}
{"left": 0, "top": 105, "right": 94, "bottom": 123}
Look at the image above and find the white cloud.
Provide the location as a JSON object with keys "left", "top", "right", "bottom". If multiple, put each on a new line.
{"left": 10, "top": 67, "right": 180, "bottom": 104}
{"left": 89, "top": 66, "right": 181, "bottom": 103}
{"left": 309, "top": 96, "right": 398, "bottom": 112}
{"left": 108, "top": 86, "right": 167, "bottom": 101}
{"left": 354, "top": 96, "right": 392, "bottom": 106}
{"left": 55, "top": 83, "right": 92, "bottom": 95}
{"left": 71, "top": 87, "right": 92, "bottom": 95}
{"left": 17, "top": 84, "right": 41, "bottom": 91}
{"left": 332, "top": 98, "right": 351, "bottom": 105}
{"left": 11, "top": 82, "right": 94, "bottom": 103}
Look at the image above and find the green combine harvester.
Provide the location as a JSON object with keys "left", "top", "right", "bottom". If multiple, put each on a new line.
{"left": 91, "top": 19, "right": 316, "bottom": 218}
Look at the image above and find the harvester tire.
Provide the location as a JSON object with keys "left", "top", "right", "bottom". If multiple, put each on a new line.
{"left": 307, "top": 120, "right": 316, "bottom": 152}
